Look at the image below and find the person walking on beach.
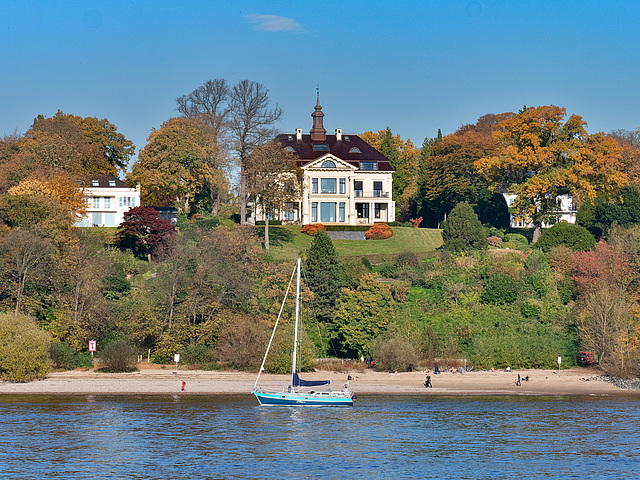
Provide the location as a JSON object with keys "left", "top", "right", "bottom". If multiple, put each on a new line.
{"left": 181, "top": 381, "right": 186, "bottom": 391}
{"left": 515, "top": 374, "right": 521, "bottom": 386}
{"left": 424, "top": 375, "right": 432, "bottom": 388}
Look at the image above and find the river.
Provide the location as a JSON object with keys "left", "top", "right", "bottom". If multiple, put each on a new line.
{"left": 1, "top": 394, "right": 638, "bottom": 479}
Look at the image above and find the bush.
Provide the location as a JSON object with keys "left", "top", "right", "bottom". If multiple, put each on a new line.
{"left": 0, "top": 312, "right": 52, "bottom": 382}
{"left": 395, "top": 251, "right": 419, "bottom": 268}
{"left": 300, "top": 223, "right": 326, "bottom": 236}
{"left": 505, "top": 233, "right": 529, "bottom": 246}
{"left": 480, "top": 273, "right": 520, "bottom": 305}
{"left": 441, "top": 202, "right": 488, "bottom": 252}
{"left": 215, "top": 315, "right": 270, "bottom": 370}
{"left": 371, "top": 337, "right": 419, "bottom": 372}
{"left": 534, "top": 222, "right": 595, "bottom": 252}
{"left": 366, "top": 223, "right": 393, "bottom": 240}
{"left": 488, "top": 236, "right": 503, "bottom": 247}
{"left": 179, "top": 344, "right": 213, "bottom": 365}
{"left": 98, "top": 339, "right": 137, "bottom": 372}
{"left": 521, "top": 299, "right": 541, "bottom": 318}
{"left": 49, "top": 341, "right": 76, "bottom": 369}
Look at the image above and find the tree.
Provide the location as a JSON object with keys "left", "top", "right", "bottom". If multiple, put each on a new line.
{"left": 577, "top": 186, "right": 640, "bottom": 238}
{"left": 245, "top": 141, "right": 301, "bottom": 250}
{"left": 229, "top": 80, "right": 283, "bottom": 225}
{"left": 417, "top": 127, "right": 498, "bottom": 228}
{"left": 0, "top": 312, "right": 52, "bottom": 381}
{"left": 129, "top": 117, "right": 226, "bottom": 214}
{"left": 474, "top": 188, "right": 510, "bottom": 229}
{"left": 176, "top": 79, "right": 232, "bottom": 214}
{"left": 0, "top": 228, "right": 54, "bottom": 314}
{"left": 331, "top": 274, "right": 394, "bottom": 357}
{"left": 304, "top": 230, "right": 342, "bottom": 323}
{"left": 441, "top": 202, "right": 488, "bottom": 252}
{"left": 116, "top": 206, "right": 176, "bottom": 260}
{"left": 475, "top": 105, "right": 627, "bottom": 242}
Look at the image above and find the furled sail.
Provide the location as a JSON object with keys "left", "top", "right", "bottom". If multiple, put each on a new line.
{"left": 292, "top": 373, "right": 330, "bottom": 387}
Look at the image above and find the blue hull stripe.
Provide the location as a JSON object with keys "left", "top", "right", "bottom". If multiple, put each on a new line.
{"left": 252, "top": 391, "right": 353, "bottom": 406}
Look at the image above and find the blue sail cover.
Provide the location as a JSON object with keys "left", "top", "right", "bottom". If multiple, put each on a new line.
{"left": 292, "top": 373, "right": 330, "bottom": 387}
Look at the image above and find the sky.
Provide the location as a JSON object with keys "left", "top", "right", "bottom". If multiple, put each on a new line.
{"left": 2, "top": 0, "right": 639, "bottom": 171}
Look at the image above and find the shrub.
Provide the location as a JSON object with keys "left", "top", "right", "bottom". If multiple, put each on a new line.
{"left": 547, "top": 245, "right": 574, "bottom": 274}
{"left": 0, "top": 312, "right": 52, "bottom": 382}
{"left": 480, "top": 273, "right": 520, "bottom": 305}
{"left": 300, "top": 223, "right": 326, "bottom": 236}
{"left": 505, "top": 233, "right": 529, "bottom": 246}
{"left": 395, "top": 251, "right": 419, "bottom": 268}
{"left": 215, "top": 315, "right": 270, "bottom": 370}
{"left": 488, "top": 236, "right": 503, "bottom": 247}
{"left": 49, "top": 341, "right": 76, "bottom": 369}
{"left": 371, "top": 337, "right": 419, "bottom": 372}
{"left": 521, "top": 299, "right": 541, "bottom": 318}
{"left": 441, "top": 202, "right": 488, "bottom": 252}
{"left": 179, "top": 344, "right": 213, "bottom": 365}
{"left": 366, "top": 223, "right": 393, "bottom": 240}
{"left": 557, "top": 278, "right": 575, "bottom": 304}
{"left": 534, "top": 222, "right": 595, "bottom": 252}
{"left": 98, "top": 339, "right": 137, "bottom": 372}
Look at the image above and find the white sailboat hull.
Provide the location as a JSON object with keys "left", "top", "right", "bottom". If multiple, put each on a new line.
{"left": 252, "top": 390, "right": 354, "bottom": 406}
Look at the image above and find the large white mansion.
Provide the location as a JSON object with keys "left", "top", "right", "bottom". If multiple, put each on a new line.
{"left": 250, "top": 97, "right": 395, "bottom": 226}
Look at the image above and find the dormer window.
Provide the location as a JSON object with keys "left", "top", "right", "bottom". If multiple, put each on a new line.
{"left": 321, "top": 160, "right": 336, "bottom": 168}
{"left": 349, "top": 147, "right": 361, "bottom": 153}
{"left": 285, "top": 146, "right": 294, "bottom": 152}
{"left": 312, "top": 144, "right": 329, "bottom": 151}
{"left": 360, "top": 161, "right": 378, "bottom": 171}
{"left": 109, "top": 180, "right": 116, "bottom": 186}
{"left": 344, "top": 136, "right": 350, "bottom": 142}
{"left": 92, "top": 180, "right": 99, "bottom": 187}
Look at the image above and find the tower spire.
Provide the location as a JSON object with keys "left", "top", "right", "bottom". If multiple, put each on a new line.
{"left": 310, "top": 89, "right": 326, "bottom": 142}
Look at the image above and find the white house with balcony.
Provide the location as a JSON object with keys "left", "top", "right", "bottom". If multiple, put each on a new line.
{"left": 502, "top": 192, "right": 577, "bottom": 228}
{"left": 76, "top": 174, "right": 140, "bottom": 227}
{"left": 250, "top": 96, "right": 395, "bottom": 226}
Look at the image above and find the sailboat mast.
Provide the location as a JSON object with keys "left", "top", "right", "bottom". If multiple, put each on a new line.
{"left": 291, "top": 258, "right": 301, "bottom": 383}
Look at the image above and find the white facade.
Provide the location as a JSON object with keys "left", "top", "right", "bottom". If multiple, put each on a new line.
{"left": 503, "top": 193, "right": 577, "bottom": 228}
{"left": 77, "top": 175, "right": 141, "bottom": 227}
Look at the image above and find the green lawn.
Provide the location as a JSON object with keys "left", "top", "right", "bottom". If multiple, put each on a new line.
{"left": 262, "top": 225, "right": 443, "bottom": 262}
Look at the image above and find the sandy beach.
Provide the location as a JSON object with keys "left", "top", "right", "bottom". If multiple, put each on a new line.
{"left": 0, "top": 365, "right": 634, "bottom": 396}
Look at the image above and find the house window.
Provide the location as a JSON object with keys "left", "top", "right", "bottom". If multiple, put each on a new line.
{"left": 104, "top": 197, "right": 111, "bottom": 209}
{"left": 92, "top": 180, "right": 100, "bottom": 187}
{"left": 360, "top": 161, "right": 378, "bottom": 171}
{"left": 348, "top": 147, "right": 361, "bottom": 153}
{"left": 312, "top": 144, "right": 329, "bottom": 151}
{"left": 104, "top": 213, "right": 115, "bottom": 227}
{"left": 354, "top": 181, "right": 363, "bottom": 197}
{"left": 321, "top": 160, "right": 336, "bottom": 168}
{"left": 312, "top": 178, "right": 318, "bottom": 194}
{"left": 285, "top": 146, "right": 294, "bottom": 152}
{"left": 91, "top": 212, "right": 102, "bottom": 226}
{"left": 320, "top": 202, "right": 336, "bottom": 222}
{"left": 109, "top": 180, "right": 116, "bottom": 187}
{"left": 311, "top": 202, "right": 318, "bottom": 222}
{"left": 356, "top": 203, "right": 369, "bottom": 219}
{"left": 339, "top": 202, "right": 345, "bottom": 222}
{"left": 373, "top": 181, "right": 382, "bottom": 197}
{"left": 284, "top": 202, "right": 295, "bottom": 221}
{"left": 93, "top": 197, "right": 100, "bottom": 209}
{"left": 375, "top": 203, "right": 386, "bottom": 219}
{"left": 339, "top": 178, "right": 345, "bottom": 194}
{"left": 320, "top": 178, "right": 336, "bottom": 194}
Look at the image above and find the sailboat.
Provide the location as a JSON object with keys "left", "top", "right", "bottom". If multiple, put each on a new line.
{"left": 252, "top": 258, "right": 354, "bottom": 406}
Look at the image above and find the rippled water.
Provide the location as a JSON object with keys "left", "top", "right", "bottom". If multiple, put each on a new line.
{"left": 1, "top": 394, "right": 639, "bottom": 479}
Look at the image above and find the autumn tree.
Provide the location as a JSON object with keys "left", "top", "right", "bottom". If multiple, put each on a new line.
{"left": 245, "top": 141, "right": 301, "bottom": 250}
{"left": 417, "top": 126, "right": 498, "bottom": 228}
{"left": 129, "top": 117, "right": 226, "bottom": 214}
{"left": 229, "top": 80, "right": 283, "bottom": 224}
{"left": 117, "top": 206, "right": 176, "bottom": 260}
{"left": 176, "top": 79, "right": 232, "bottom": 214}
{"left": 475, "top": 105, "right": 627, "bottom": 242}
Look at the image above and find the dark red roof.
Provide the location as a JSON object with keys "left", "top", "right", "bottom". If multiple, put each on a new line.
{"left": 274, "top": 133, "right": 394, "bottom": 171}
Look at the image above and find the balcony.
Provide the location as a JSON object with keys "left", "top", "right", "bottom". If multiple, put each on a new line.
{"left": 354, "top": 191, "right": 390, "bottom": 199}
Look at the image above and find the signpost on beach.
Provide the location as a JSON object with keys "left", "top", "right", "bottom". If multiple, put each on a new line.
{"left": 89, "top": 340, "right": 96, "bottom": 359}
{"left": 558, "top": 356, "right": 561, "bottom": 374}
{"left": 174, "top": 353, "right": 180, "bottom": 374}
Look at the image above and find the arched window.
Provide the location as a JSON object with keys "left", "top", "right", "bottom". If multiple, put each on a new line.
{"left": 321, "top": 160, "right": 336, "bottom": 168}
{"left": 349, "top": 147, "right": 361, "bottom": 153}
{"left": 285, "top": 146, "right": 294, "bottom": 152}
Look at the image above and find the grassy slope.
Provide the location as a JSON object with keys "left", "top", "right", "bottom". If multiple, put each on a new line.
{"left": 265, "top": 225, "right": 443, "bottom": 261}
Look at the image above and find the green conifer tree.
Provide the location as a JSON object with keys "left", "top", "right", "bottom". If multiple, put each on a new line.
{"left": 304, "top": 230, "right": 342, "bottom": 323}
{"left": 441, "top": 202, "right": 488, "bottom": 252}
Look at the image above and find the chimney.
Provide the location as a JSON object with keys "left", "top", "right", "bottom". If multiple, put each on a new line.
{"left": 296, "top": 128, "right": 302, "bottom": 141}
{"left": 335, "top": 128, "right": 342, "bottom": 141}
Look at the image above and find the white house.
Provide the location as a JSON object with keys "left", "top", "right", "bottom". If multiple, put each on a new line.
{"left": 251, "top": 96, "right": 395, "bottom": 226}
{"left": 76, "top": 174, "right": 140, "bottom": 227}
{"left": 502, "top": 192, "right": 577, "bottom": 228}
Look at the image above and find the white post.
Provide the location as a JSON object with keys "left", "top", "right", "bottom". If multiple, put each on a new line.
{"left": 174, "top": 353, "right": 180, "bottom": 374}
{"left": 558, "top": 356, "right": 561, "bottom": 375}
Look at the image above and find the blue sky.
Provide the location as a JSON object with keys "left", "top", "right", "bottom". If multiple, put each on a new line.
{"left": 2, "top": 0, "right": 639, "bottom": 168}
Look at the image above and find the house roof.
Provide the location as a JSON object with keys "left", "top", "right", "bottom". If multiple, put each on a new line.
{"left": 80, "top": 174, "right": 133, "bottom": 189}
{"left": 274, "top": 133, "right": 394, "bottom": 172}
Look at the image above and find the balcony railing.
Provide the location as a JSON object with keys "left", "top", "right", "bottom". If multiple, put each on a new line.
{"left": 354, "top": 191, "right": 390, "bottom": 198}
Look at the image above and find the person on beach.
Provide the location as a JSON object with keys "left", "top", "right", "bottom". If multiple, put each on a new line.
{"left": 434, "top": 364, "right": 440, "bottom": 374}
{"left": 181, "top": 381, "right": 186, "bottom": 391}
{"left": 424, "top": 375, "right": 432, "bottom": 388}
{"left": 515, "top": 374, "right": 521, "bottom": 386}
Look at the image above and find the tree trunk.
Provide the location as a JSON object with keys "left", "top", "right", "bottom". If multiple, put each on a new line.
{"left": 240, "top": 173, "right": 247, "bottom": 225}
{"left": 532, "top": 222, "right": 543, "bottom": 243}
{"left": 265, "top": 217, "right": 270, "bottom": 251}
{"left": 210, "top": 191, "right": 219, "bottom": 216}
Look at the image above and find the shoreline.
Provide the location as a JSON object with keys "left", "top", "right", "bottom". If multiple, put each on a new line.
{"left": 1, "top": 366, "right": 637, "bottom": 396}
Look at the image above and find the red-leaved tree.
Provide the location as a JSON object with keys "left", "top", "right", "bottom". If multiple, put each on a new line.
{"left": 117, "top": 206, "right": 176, "bottom": 260}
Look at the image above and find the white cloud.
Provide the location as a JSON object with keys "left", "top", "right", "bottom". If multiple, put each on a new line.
{"left": 247, "top": 14, "right": 302, "bottom": 32}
